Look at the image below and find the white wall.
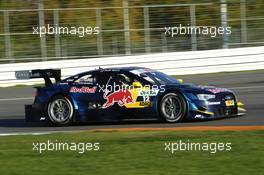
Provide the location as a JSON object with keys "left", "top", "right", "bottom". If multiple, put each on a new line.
{"left": 0, "top": 46, "right": 264, "bottom": 87}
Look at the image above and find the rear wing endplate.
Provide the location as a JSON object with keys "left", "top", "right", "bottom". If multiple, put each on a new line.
{"left": 15, "top": 69, "right": 61, "bottom": 86}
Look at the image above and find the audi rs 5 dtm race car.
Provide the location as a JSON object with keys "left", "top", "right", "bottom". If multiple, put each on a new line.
{"left": 15, "top": 67, "right": 246, "bottom": 126}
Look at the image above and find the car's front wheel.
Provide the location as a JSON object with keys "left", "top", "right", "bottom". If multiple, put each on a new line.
{"left": 47, "top": 95, "right": 74, "bottom": 126}
{"left": 160, "top": 92, "right": 187, "bottom": 122}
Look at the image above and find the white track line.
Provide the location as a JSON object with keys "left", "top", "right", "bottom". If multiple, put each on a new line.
{"left": 0, "top": 130, "right": 82, "bottom": 136}
{"left": 0, "top": 132, "right": 51, "bottom": 136}
{"left": 229, "top": 85, "right": 264, "bottom": 90}
{"left": 0, "top": 97, "right": 33, "bottom": 102}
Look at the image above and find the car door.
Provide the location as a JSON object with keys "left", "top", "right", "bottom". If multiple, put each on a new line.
{"left": 95, "top": 70, "right": 137, "bottom": 119}
{"left": 69, "top": 72, "right": 106, "bottom": 121}
{"left": 97, "top": 71, "right": 157, "bottom": 120}
{"left": 124, "top": 72, "right": 159, "bottom": 119}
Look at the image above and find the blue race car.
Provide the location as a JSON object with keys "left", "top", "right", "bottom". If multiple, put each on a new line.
{"left": 15, "top": 67, "right": 246, "bottom": 126}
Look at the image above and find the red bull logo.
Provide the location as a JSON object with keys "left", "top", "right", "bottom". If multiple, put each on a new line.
{"left": 70, "top": 87, "right": 96, "bottom": 93}
{"left": 102, "top": 90, "right": 134, "bottom": 108}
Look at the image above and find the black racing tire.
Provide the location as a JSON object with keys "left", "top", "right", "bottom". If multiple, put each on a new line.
{"left": 159, "top": 92, "right": 187, "bottom": 123}
{"left": 47, "top": 95, "right": 74, "bottom": 126}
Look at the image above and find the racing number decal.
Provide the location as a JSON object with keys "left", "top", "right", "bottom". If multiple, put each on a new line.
{"left": 143, "top": 96, "right": 150, "bottom": 102}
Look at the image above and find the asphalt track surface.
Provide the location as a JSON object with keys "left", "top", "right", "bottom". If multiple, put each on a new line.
{"left": 0, "top": 70, "right": 263, "bottom": 134}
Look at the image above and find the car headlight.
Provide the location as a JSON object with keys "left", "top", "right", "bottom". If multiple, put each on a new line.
{"left": 197, "top": 94, "right": 216, "bottom": 100}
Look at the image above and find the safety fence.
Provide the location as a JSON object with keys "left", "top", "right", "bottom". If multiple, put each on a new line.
{"left": 1, "top": 0, "right": 264, "bottom": 63}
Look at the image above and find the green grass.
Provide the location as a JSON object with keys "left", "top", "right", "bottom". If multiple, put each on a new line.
{"left": 0, "top": 130, "right": 263, "bottom": 175}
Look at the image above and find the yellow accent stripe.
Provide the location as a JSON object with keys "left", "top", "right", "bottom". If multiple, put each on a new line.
{"left": 238, "top": 107, "right": 247, "bottom": 112}
{"left": 196, "top": 110, "right": 214, "bottom": 116}
{"left": 237, "top": 102, "right": 244, "bottom": 106}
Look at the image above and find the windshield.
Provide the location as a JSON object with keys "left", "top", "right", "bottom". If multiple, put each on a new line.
{"left": 131, "top": 69, "right": 179, "bottom": 85}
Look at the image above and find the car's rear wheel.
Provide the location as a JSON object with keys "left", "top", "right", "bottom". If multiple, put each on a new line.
{"left": 47, "top": 95, "right": 74, "bottom": 126}
{"left": 160, "top": 92, "right": 187, "bottom": 122}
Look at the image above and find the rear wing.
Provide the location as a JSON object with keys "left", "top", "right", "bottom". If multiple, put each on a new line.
{"left": 15, "top": 69, "right": 61, "bottom": 86}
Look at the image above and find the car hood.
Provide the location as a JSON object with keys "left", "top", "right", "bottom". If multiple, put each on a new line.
{"left": 166, "top": 83, "right": 233, "bottom": 94}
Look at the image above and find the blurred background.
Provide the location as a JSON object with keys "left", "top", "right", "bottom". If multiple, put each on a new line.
{"left": 0, "top": 0, "right": 263, "bottom": 63}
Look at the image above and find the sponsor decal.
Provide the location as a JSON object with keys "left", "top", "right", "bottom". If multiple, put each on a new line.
{"left": 139, "top": 89, "right": 159, "bottom": 97}
{"left": 225, "top": 100, "right": 235, "bottom": 107}
{"left": 101, "top": 77, "right": 159, "bottom": 109}
{"left": 206, "top": 88, "right": 230, "bottom": 94}
{"left": 59, "top": 83, "right": 69, "bottom": 85}
{"left": 206, "top": 101, "right": 221, "bottom": 105}
{"left": 225, "top": 95, "right": 233, "bottom": 100}
{"left": 70, "top": 87, "right": 96, "bottom": 93}
{"left": 194, "top": 114, "right": 205, "bottom": 119}
{"left": 102, "top": 88, "right": 157, "bottom": 109}
{"left": 139, "top": 101, "right": 152, "bottom": 107}
{"left": 102, "top": 90, "right": 134, "bottom": 108}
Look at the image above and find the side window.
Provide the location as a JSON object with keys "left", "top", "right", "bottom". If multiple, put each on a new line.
{"left": 97, "top": 72, "right": 111, "bottom": 86}
{"left": 110, "top": 73, "right": 132, "bottom": 86}
{"left": 75, "top": 74, "right": 96, "bottom": 85}
{"left": 98, "top": 72, "right": 133, "bottom": 91}
{"left": 128, "top": 72, "right": 152, "bottom": 86}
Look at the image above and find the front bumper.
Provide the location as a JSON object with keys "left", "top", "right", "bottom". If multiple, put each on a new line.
{"left": 25, "top": 104, "right": 47, "bottom": 122}
{"left": 193, "top": 109, "right": 246, "bottom": 120}
{"left": 187, "top": 93, "right": 246, "bottom": 120}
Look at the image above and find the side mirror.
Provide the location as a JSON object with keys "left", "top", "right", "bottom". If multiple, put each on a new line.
{"left": 132, "top": 81, "right": 143, "bottom": 88}
{"left": 178, "top": 79, "right": 184, "bottom": 84}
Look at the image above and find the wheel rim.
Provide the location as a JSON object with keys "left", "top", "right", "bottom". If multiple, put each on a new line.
{"left": 48, "top": 98, "right": 72, "bottom": 123}
{"left": 161, "top": 95, "right": 182, "bottom": 121}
